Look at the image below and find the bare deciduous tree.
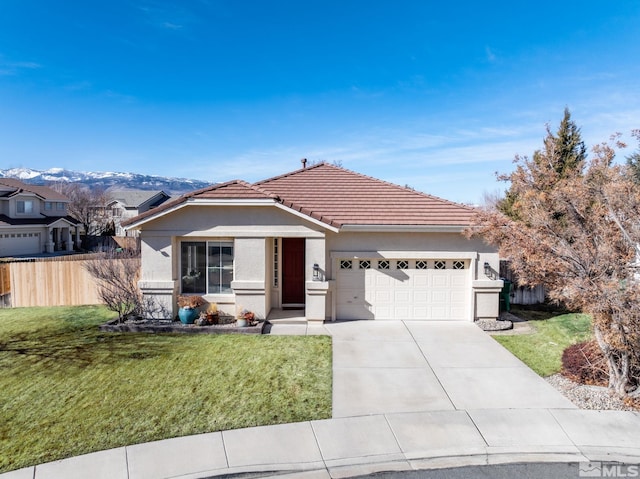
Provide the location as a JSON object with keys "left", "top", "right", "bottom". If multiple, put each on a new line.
{"left": 51, "top": 182, "right": 112, "bottom": 236}
{"left": 469, "top": 130, "right": 640, "bottom": 398}
{"left": 84, "top": 249, "right": 142, "bottom": 322}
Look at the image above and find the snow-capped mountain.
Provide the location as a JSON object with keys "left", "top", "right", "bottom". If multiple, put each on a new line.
{"left": 0, "top": 167, "right": 211, "bottom": 194}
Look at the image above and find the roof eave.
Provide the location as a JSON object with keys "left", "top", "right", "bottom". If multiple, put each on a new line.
{"left": 123, "top": 198, "right": 279, "bottom": 231}
{"left": 273, "top": 203, "right": 340, "bottom": 233}
{"left": 123, "top": 202, "right": 189, "bottom": 230}
{"left": 339, "top": 224, "right": 469, "bottom": 233}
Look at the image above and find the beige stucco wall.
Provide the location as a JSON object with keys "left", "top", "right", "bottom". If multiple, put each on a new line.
{"left": 136, "top": 204, "right": 326, "bottom": 319}
{"left": 324, "top": 231, "right": 499, "bottom": 277}
{"left": 144, "top": 204, "right": 325, "bottom": 238}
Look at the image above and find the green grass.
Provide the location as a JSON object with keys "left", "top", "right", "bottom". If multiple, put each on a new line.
{"left": 494, "top": 312, "right": 592, "bottom": 377}
{"left": 0, "top": 306, "right": 332, "bottom": 473}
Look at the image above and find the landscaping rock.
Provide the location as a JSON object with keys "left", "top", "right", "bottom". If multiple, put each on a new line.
{"left": 476, "top": 319, "right": 513, "bottom": 331}
{"left": 545, "top": 373, "right": 638, "bottom": 411}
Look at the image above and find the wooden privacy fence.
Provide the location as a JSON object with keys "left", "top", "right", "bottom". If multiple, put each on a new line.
{"left": 2, "top": 253, "right": 128, "bottom": 308}
{"left": 0, "top": 263, "right": 10, "bottom": 307}
{"left": 499, "top": 260, "right": 546, "bottom": 305}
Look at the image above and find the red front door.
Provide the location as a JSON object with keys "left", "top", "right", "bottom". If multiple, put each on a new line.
{"left": 282, "top": 238, "right": 305, "bottom": 306}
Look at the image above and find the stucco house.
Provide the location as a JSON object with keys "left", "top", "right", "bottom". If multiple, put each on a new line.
{"left": 107, "top": 190, "right": 172, "bottom": 236}
{"left": 123, "top": 163, "right": 503, "bottom": 323}
{"left": 0, "top": 178, "right": 81, "bottom": 257}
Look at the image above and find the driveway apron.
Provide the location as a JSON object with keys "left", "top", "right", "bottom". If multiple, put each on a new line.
{"left": 324, "top": 320, "right": 575, "bottom": 418}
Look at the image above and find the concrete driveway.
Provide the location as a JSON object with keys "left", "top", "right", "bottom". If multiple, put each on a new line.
{"left": 324, "top": 320, "right": 575, "bottom": 417}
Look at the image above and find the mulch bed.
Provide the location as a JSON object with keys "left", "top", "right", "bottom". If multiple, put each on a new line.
{"left": 100, "top": 317, "right": 267, "bottom": 335}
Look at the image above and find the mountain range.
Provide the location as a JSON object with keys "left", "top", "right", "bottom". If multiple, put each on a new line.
{"left": 0, "top": 167, "right": 212, "bottom": 194}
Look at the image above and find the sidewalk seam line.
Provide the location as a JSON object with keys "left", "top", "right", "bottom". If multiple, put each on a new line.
{"left": 402, "top": 320, "right": 457, "bottom": 410}
{"left": 309, "top": 420, "right": 330, "bottom": 473}
{"left": 124, "top": 445, "right": 130, "bottom": 479}
{"left": 547, "top": 408, "right": 581, "bottom": 450}
{"left": 464, "top": 410, "right": 491, "bottom": 448}
{"left": 382, "top": 413, "right": 409, "bottom": 462}
{"left": 220, "top": 430, "right": 230, "bottom": 469}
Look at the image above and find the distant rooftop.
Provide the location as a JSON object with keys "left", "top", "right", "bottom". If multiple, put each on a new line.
{"left": 0, "top": 178, "right": 69, "bottom": 202}
{"left": 108, "top": 190, "right": 170, "bottom": 208}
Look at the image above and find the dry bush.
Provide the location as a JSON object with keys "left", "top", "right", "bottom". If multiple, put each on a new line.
{"left": 561, "top": 340, "right": 608, "bottom": 387}
{"left": 84, "top": 249, "right": 142, "bottom": 322}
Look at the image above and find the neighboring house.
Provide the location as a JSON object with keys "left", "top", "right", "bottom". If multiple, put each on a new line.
{"left": 0, "top": 178, "right": 81, "bottom": 257}
{"left": 123, "top": 163, "right": 503, "bottom": 323}
{"left": 107, "top": 190, "right": 172, "bottom": 236}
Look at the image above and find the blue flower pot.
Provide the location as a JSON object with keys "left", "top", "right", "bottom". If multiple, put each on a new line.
{"left": 178, "top": 307, "right": 199, "bottom": 324}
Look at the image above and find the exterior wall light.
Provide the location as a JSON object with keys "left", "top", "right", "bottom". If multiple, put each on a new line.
{"left": 484, "top": 262, "right": 492, "bottom": 278}
{"left": 313, "top": 263, "right": 320, "bottom": 281}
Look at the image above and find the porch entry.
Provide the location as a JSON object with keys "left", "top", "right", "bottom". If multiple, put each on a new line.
{"left": 282, "top": 238, "right": 305, "bottom": 308}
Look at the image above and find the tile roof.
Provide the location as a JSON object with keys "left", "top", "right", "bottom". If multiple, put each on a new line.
{"left": 0, "top": 178, "right": 70, "bottom": 201}
{"left": 123, "top": 164, "right": 475, "bottom": 229}
{"left": 256, "top": 163, "right": 475, "bottom": 227}
{"left": 121, "top": 180, "right": 274, "bottom": 226}
{"left": 189, "top": 180, "right": 276, "bottom": 200}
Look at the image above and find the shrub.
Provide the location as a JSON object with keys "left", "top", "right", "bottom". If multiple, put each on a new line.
{"left": 177, "top": 295, "right": 205, "bottom": 309}
{"left": 84, "top": 249, "right": 142, "bottom": 322}
{"left": 561, "top": 340, "right": 608, "bottom": 386}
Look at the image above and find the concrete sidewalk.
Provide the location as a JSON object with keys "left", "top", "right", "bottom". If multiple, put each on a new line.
{"left": 5, "top": 409, "right": 640, "bottom": 479}
{"left": 4, "top": 321, "right": 640, "bottom": 479}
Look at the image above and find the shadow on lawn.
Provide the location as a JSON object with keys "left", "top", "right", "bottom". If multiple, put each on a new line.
{"left": 509, "top": 304, "right": 573, "bottom": 322}
{"left": 0, "top": 327, "right": 174, "bottom": 366}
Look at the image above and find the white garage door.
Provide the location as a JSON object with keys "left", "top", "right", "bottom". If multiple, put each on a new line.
{"left": 336, "top": 258, "right": 470, "bottom": 320}
{"left": 0, "top": 233, "right": 41, "bottom": 257}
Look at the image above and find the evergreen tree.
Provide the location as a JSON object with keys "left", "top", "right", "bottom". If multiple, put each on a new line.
{"left": 626, "top": 131, "right": 640, "bottom": 183}
{"left": 498, "top": 108, "right": 586, "bottom": 218}
{"left": 549, "top": 107, "right": 587, "bottom": 177}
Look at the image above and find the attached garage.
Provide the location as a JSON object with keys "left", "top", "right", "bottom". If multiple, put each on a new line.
{"left": 336, "top": 257, "right": 472, "bottom": 321}
{"left": 0, "top": 232, "right": 41, "bottom": 257}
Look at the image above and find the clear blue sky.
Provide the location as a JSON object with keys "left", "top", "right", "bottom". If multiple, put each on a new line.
{"left": 1, "top": 1, "right": 639, "bottom": 204}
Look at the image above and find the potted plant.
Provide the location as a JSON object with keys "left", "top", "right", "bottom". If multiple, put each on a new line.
{"left": 205, "top": 303, "right": 220, "bottom": 324}
{"left": 236, "top": 308, "right": 256, "bottom": 327}
{"left": 177, "top": 295, "right": 205, "bottom": 324}
{"left": 194, "top": 303, "right": 220, "bottom": 326}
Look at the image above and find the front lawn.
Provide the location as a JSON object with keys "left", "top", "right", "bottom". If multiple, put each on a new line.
{"left": 493, "top": 312, "right": 592, "bottom": 376}
{"left": 0, "top": 306, "right": 332, "bottom": 473}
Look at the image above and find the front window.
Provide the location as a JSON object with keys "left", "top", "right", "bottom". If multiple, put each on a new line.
{"left": 180, "top": 241, "right": 234, "bottom": 294}
{"left": 16, "top": 200, "right": 33, "bottom": 214}
{"left": 207, "top": 241, "right": 234, "bottom": 294}
{"left": 56, "top": 202, "right": 65, "bottom": 211}
{"left": 44, "top": 202, "right": 53, "bottom": 211}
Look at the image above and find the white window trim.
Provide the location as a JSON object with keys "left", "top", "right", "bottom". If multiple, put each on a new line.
{"left": 180, "top": 239, "right": 235, "bottom": 296}
{"left": 16, "top": 200, "right": 34, "bottom": 214}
